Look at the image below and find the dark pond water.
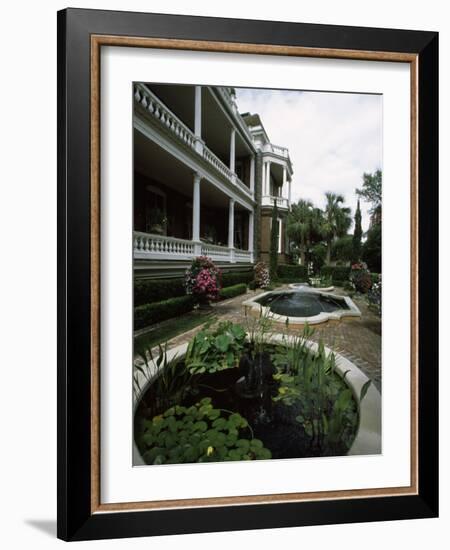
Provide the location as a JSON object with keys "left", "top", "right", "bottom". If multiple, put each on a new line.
{"left": 256, "top": 290, "right": 349, "bottom": 317}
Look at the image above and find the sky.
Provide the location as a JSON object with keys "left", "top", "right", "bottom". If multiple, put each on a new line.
{"left": 235, "top": 88, "right": 382, "bottom": 232}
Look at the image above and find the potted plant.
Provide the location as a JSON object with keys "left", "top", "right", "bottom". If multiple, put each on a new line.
{"left": 184, "top": 256, "right": 222, "bottom": 308}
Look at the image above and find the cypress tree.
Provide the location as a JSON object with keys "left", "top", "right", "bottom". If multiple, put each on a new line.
{"left": 352, "top": 199, "right": 362, "bottom": 262}
{"left": 269, "top": 200, "right": 279, "bottom": 280}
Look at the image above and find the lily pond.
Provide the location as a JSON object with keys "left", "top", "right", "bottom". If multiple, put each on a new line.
{"left": 134, "top": 319, "right": 366, "bottom": 466}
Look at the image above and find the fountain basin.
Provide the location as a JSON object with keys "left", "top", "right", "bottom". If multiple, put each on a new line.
{"left": 243, "top": 289, "right": 361, "bottom": 327}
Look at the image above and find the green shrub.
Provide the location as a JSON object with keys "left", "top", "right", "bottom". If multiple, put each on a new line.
{"left": 370, "top": 273, "right": 380, "bottom": 284}
{"left": 219, "top": 283, "right": 247, "bottom": 300}
{"left": 311, "top": 242, "right": 327, "bottom": 273}
{"left": 134, "top": 295, "right": 195, "bottom": 330}
{"left": 277, "top": 264, "right": 308, "bottom": 281}
{"left": 320, "top": 266, "right": 351, "bottom": 284}
{"left": 221, "top": 271, "right": 253, "bottom": 287}
{"left": 134, "top": 278, "right": 185, "bottom": 307}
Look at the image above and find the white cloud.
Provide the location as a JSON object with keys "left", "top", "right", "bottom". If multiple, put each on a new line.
{"left": 235, "top": 88, "right": 382, "bottom": 232}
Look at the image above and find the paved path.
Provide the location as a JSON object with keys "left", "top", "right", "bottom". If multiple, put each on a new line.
{"left": 150, "top": 285, "right": 382, "bottom": 392}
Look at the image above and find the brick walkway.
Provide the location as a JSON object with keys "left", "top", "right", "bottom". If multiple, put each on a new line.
{"left": 151, "top": 285, "right": 382, "bottom": 392}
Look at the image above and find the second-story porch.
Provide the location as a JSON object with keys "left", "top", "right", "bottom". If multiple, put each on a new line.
{"left": 133, "top": 128, "right": 254, "bottom": 266}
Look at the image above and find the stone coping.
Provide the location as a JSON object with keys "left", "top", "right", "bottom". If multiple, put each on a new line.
{"left": 242, "top": 289, "right": 361, "bottom": 326}
{"left": 133, "top": 334, "right": 381, "bottom": 463}
{"left": 289, "top": 283, "right": 335, "bottom": 292}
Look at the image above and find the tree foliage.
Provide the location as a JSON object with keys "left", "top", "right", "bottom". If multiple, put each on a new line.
{"left": 286, "top": 200, "right": 323, "bottom": 265}
{"left": 362, "top": 223, "right": 382, "bottom": 273}
{"left": 331, "top": 235, "right": 353, "bottom": 263}
{"left": 356, "top": 170, "right": 382, "bottom": 214}
{"left": 352, "top": 199, "right": 363, "bottom": 262}
{"left": 323, "top": 193, "right": 352, "bottom": 264}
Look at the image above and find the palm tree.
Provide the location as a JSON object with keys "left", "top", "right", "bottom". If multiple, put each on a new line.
{"left": 322, "top": 192, "right": 352, "bottom": 265}
{"left": 287, "top": 200, "right": 323, "bottom": 265}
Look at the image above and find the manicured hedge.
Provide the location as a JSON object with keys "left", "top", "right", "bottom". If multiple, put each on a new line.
{"left": 320, "top": 266, "right": 351, "bottom": 284}
{"left": 134, "top": 278, "right": 185, "bottom": 307}
{"left": 219, "top": 283, "right": 247, "bottom": 301}
{"left": 135, "top": 273, "right": 253, "bottom": 306}
{"left": 277, "top": 264, "right": 308, "bottom": 281}
{"left": 221, "top": 271, "right": 253, "bottom": 287}
{"left": 134, "top": 295, "right": 195, "bottom": 330}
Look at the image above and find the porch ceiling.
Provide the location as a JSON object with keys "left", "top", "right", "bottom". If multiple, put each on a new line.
{"left": 134, "top": 129, "right": 247, "bottom": 211}
{"left": 270, "top": 162, "right": 285, "bottom": 186}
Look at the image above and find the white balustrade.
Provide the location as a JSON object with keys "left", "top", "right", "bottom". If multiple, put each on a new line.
{"left": 134, "top": 232, "right": 254, "bottom": 264}
{"left": 134, "top": 232, "right": 195, "bottom": 260}
{"left": 261, "top": 195, "right": 290, "bottom": 209}
{"left": 234, "top": 249, "right": 252, "bottom": 263}
{"left": 200, "top": 243, "right": 232, "bottom": 262}
{"left": 134, "top": 84, "right": 196, "bottom": 151}
{"left": 262, "top": 143, "right": 289, "bottom": 158}
{"left": 202, "top": 146, "right": 234, "bottom": 181}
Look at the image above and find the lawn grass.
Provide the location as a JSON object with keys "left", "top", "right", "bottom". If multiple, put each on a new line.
{"left": 134, "top": 310, "right": 216, "bottom": 352}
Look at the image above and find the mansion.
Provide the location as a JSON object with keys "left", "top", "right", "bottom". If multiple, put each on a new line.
{"left": 133, "top": 84, "right": 293, "bottom": 279}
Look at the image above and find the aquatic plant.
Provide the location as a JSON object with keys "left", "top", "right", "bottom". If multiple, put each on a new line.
{"left": 272, "top": 329, "right": 369, "bottom": 455}
{"left": 185, "top": 321, "right": 246, "bottom": 374}
{"left": 137, "top": 398, "right": 272, "bottom": 464}
{"left": 134, "top": 342, "right": 192, "bottom": 414}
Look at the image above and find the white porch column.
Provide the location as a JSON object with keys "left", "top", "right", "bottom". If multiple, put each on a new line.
{"left": 248, "top": 210, "right": 254, "bottom": 262}
{"left": 262, "top": 161, "right": 266, "bottom": 195}
{"left": 266, "top": 161, "right": 271, "bottom": 196}
{"left": 282, "top": 165, "right": 287, "bottom": 195}
{"left": 250, "top": 156, "right": 255, "bottom": 194}
{"left": 228, "top": 198, "right": 235, "bottom": 262}
{"left": 229, "top": 128, "right": 236, "bottom": 173}
{"left": 288, "top": 178, "right": 292, "bottom": 208}
{"left": 194, "top": 86, "right": 203, "bottom": 154}
{"left": 192, "top": 173, "right": 201, "bottom": 255}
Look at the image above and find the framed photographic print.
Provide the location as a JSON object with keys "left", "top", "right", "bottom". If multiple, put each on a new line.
{"left": 57, "top": 8, "right": 439, "bottom": 541}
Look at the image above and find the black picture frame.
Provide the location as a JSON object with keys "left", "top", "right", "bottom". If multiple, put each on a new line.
{"left": 57, "top": 7, "right": 438, "bottom": 541}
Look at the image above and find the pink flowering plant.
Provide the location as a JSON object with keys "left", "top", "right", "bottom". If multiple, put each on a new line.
{"left": 254, "top": 261, "right": 270, "bottom": 289}
{"left": 185, "top": 256, "right": 222, "bottom": 303}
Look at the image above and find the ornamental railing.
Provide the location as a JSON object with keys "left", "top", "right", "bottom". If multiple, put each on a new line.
{"left": 262, "top": 142, "right": 290, "bottom": 158}
{"left": 134, "top": 232, "right": 253, "bottom": 263}
{"left": 134, "top": 232, "right": 196, "bottom": 260}
{"left": 261, "top": 195, "right": 290, "bottom": 209}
